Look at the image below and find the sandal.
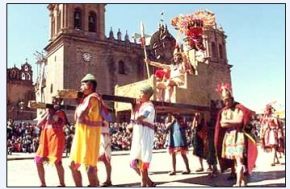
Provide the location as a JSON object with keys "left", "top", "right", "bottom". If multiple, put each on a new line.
{"left": 101, "top": 181, "right": 112, "bottom": 187}
{"left": 182, "top": 170, "right": 191, "bottom": 174}
{"left": 168, "top": 171, "right": 176, "bottom": 176}
{"left": 147, "top": 181, "right": 156, "bottom": 187}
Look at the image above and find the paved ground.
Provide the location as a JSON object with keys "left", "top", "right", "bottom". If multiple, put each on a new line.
{"left": 7, "top": 146, "right": 285, "bottom": 187}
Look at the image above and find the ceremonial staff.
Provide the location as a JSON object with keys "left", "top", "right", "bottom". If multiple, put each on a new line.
{"left": 140, "top": 21, "right": 150, "bottom": 79}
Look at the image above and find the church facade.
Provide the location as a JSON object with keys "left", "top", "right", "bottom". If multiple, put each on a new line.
{"left": 7, "top": 61, "right": 36, "bottom": 120}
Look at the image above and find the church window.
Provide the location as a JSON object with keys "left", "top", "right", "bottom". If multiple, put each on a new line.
{"left": 21, "top": 73, "right": 26, "bottom": 80}
{"left": 26, "top": 73, "right": 31, "bottom": 81}
{"left": 11, "top": 70, "right": 17, "bottom": 79}
{"left": 88, "top": 11, "right": 96, "bottom": 32}
{"left": 50, "top": 84, "right": 53, "bottom": 93}
{"left": 118, "top": 61, "right": 126, "bottom": 75}
{"left": 211, "top": 42, "right": 217, "bottom": 58}
{"left": 219, "top": 44, "right": 223, "bottom": 59}
{"left": 74, "top": 8, "right": 82, "bottom": 30}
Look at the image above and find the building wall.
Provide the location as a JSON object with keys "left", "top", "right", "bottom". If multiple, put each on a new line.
{"left": 44, "top": 45, "right": 64, "bottom": 103}
{"left": 61, "top": 37, "right": 145, "bottom": 95}
{"left": 8, "top": 81, "right": 33, "bottom": 104}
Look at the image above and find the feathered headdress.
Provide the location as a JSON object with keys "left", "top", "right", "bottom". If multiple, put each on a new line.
{"left": 171, "top": 9, "right": 216, "bottom": 34}
{"left": 216, "top": 83, "right": 233, "bottom": 100}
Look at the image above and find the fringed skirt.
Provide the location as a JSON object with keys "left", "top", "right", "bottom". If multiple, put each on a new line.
{"left": 222, "top": 129, "right": 245, "bottom": 159}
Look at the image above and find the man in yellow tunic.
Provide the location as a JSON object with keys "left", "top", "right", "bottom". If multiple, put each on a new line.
{"left": 69, "top": 73, "right": 103, "bottom": 187}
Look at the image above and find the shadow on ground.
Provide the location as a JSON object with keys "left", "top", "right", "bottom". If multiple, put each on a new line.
{"left": 248, "top": 170, "right": 286, "bottom": 184}
{"left": 168, "top": 170, "right": 286, "bottom": 187}
{"left": 114, "top": 181, "right": 166, "bottom": 187}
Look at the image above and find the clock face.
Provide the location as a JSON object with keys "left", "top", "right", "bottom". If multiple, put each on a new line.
{"left": 82, "top": 52, "right": 92, "bottom": 62}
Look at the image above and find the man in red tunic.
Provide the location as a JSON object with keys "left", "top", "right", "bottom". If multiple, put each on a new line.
{"left": 35, "top": 96, "right": 68, "bottom": 187}
{"left": 214, "top": 84, "right": 257, "bottom": 187}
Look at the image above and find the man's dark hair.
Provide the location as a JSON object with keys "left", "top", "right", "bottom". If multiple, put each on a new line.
{"left": 86, "top": 80, "right": 97, "bottom": 91}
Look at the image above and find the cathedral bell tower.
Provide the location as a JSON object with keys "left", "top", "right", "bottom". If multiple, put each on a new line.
{"left": 43, "top": 4, "right": 107, "bottom": 105}
{"left": 48, "top": 4, "right": 105, "bottom": 41}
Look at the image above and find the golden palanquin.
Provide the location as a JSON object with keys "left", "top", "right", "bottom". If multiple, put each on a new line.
{"left": 115, "top": 63, "right": 210, "bottom": 113}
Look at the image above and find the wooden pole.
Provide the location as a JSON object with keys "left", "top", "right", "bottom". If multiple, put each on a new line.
{"left": 140, "top": 21, "right": 150, "bottom": 79}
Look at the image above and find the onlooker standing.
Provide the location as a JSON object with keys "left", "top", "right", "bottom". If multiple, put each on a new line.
{"left": 166, "top": 113, "right": 190, "bottom": 175}
{"left": 191, "top": 113, "right": 207, "bottom": 172}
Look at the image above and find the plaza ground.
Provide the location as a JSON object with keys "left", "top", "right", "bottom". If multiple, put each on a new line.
{"left": 7, "top": 146, "right": 285, "bottom": 187}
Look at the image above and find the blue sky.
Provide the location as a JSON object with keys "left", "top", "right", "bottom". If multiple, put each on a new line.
{"left": 7, "top": 4, "right": 285, "bottom": 112}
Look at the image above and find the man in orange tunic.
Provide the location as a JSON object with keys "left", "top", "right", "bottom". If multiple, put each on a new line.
{"left": 35, "top": 96, "right": 68, "bottom": 187}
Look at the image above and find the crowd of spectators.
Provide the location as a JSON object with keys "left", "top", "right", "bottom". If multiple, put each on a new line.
{"left": 108, "top": 121, "right": 192, "bottom": 151}
{"left": 8, "top": 115, "right": 270, "bottom": 155}
{"left": 7, "top": 118, "right": 194, "bottom": 155}
{"left": 7, "top": 119, "right": 75, "bottom": 156}
{"left": 7, "top": 120, "right": 40, "bottom": 154}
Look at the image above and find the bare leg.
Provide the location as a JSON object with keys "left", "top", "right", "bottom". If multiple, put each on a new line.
{"left": 213, "top": 164, "right": 218, "bottom": 173}
{"left": 69, "top": 162, "right": 82, "bottom": 186}
{"left": 141, "top": 168, "right": 155, "bottom": 187}
{"left": 181, "top": 153, "right": 191, "bottom": 173}
{"left": 273, "top": 148, "right": 279, "bottom": 165}
{"left": 140, "top": 169, "right": 147, "bottom": 187}
{"left": 212, "top": 164, "right": 218, "bottom": 176}
{"left": 278, "top": 152, "right": 282, "bottom": 158}
{"left": 156, "top": 81, "right": 166, "bottom": 101}
{"left": 170, "top": 153, "right": 176, "bottom": 174}
{"left": 234, "top": 157, "right": 246, "bottom": 187}
{"left": 36, "top": 162, "right": 46, "bottom": 187}
{"left": 168, "top": 86, "right": 174, "bottom": 102}
{"left": 103, "top": 158, "right": 112, "bottom": 185}
{"left": 199, "top": 157, "right": 204, "bottom": 170}
{"left": 55, "top": 161, "right": 65, "bottom": 186}
{"left": 87, "top": 166, "right": 99, "bottom": 187}
{"left": 165, "top": 80, "right": 175, "bottom": 102}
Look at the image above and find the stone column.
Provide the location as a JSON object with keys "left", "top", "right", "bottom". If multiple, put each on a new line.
{"left": 98, "top": 4, "right": 105, "bottom": 40}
